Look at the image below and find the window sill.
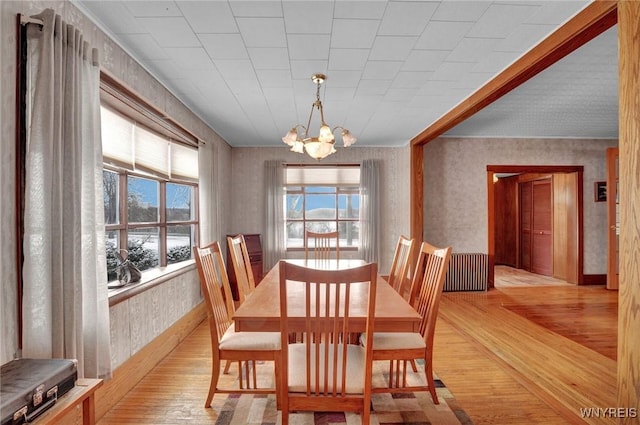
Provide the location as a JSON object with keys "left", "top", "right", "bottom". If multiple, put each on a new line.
{"left": 108, "top": 260, "right": 196, "bottom": 307}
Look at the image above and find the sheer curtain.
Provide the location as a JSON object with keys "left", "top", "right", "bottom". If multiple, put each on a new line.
{"left": 22, "top": 9, "right": 111, "bottom": 379}
{"left": 263, "top": 160, "right": 285, "bottom": 270}
{"left": 360, "top": 159, "right": 381, "bottom": 263}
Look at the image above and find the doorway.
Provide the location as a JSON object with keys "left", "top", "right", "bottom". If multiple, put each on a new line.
{"left": 487, "top": 165, "right": 584, "bottom": 288}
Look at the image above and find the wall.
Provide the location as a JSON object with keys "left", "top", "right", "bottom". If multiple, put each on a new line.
{"left": 0, "top": 1, "right": 232, "bottom": 365}
{"left": 423, "top": 137, "right": 618, "bottom": 275}
{"left": 231, "top": 146, "right": 411, "bottom": 273}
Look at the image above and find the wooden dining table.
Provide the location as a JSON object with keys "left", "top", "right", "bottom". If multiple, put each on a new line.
{"left": 232, "top": 259, "right": 422, "bottom": 333}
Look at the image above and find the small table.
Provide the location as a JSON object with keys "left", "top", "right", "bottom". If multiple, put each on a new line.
{"left": 35, "top": 378, "right": 102, "bottom": 425}
{"left": 233, "top": 259, "right": 421, "bottom": 333}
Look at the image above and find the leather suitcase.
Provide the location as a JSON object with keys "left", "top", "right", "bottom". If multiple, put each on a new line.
{"left": 0, "top": 358, "right": 77, "bottom": 425}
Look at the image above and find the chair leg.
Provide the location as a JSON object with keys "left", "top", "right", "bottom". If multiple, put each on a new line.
{"left": 410, "top": 359, "right": 418, "bottom": 372}
{"left": 425, "top": 360, "right": 439, "bottom": 404}
{"left": 206, "top": 358, "right": 221, "bottom": 408}
{"left": 223, "top": 359, "right": 231, "bottom": 374}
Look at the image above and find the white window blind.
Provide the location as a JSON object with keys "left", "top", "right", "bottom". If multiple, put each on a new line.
{"left": 101, "top": 107, "right": 134, "bottom": 170}
{"left": 101, "top": 105, "right": 198, "bottom": 181}
{"left": 286, "top": 165, "right": 360, "bottom": 186}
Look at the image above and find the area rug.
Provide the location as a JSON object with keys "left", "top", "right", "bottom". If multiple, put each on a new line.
{"left": 211, "top": 362, "right": 473, "bottom": 425}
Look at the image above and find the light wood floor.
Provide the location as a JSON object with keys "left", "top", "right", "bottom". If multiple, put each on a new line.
{"left": 98, "top": 268, "right": 618, "bottom": 425}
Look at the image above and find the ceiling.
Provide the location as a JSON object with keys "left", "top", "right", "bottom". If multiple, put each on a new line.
{"left": 73, "top": 0, "right": 618, "bottom": 148}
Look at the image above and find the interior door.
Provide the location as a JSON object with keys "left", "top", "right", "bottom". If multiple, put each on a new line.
{"left": 520, "top": 181, "right": 532, "bottom": 271}
{"left": 531, "top": 179, "right": 553, "bottom": 276}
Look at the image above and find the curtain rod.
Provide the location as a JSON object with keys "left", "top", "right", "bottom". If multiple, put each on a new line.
{"left": 19, "top": 15, "right": 44, "bottom": 26}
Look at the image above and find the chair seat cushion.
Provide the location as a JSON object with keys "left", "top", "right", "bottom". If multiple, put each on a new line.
{"left": 360, "top": 332, "right": 426, "bottom": 350}
{"left": 219, "top": 323, "right": 281, "bottom": 350}
{"left": 288, "top": 343, "right": 365, "bottom": 394}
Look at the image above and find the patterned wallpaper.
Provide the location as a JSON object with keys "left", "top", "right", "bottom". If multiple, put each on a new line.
{"left": 423, "top": 137, "right": 618, "bottom": 275}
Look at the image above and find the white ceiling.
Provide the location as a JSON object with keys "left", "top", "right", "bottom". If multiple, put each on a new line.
{"left": 73, "top": 0, "right": 618, "bottom": 148}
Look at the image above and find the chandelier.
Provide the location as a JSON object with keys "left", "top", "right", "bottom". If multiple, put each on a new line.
{"left": 282, "top": 74, "right": 356, "bottom": 160}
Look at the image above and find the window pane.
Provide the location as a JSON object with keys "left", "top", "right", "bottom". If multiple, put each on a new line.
{"left": 306, "top": 194, "right": 336, "bottom": 219}
{"left": 339, "top": 222, "right": 359, "bottom": 247}
{"left": 127, "top": 228, "right": 160, "bottom": 271}
{"left": 306, "top": 186, "right": 335, "bottom": 193}
{"left": 166, "top": 183, "right": 194, "bottom": 222}
{"left": 306, "top": 221, "right": 337, "bottom": 234}
{"left": 167, "top": 225, "right": 193, "bottom": 264}
{"left": 286, "top": 194, "right": 303, "bottom": 219}
{"left": 338, "top": 194, "right": 359, "bottom": 219}
{"left": 128, "top": 176, "right": 159, "bottom": 223}
{"left": 286, "top": 221, "right": 304, "bottom": 248}
{"left": 103, "top": 170, "right": 119, "bottom": 225}
{"left": 106, "top": 231, "right": 120, "bottom": 282}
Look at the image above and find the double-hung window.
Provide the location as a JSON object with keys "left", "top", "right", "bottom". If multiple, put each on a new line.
{"left": 285, "top": 165, "right": 360, "bottom": 251}
{"left": 100, "top": 76, "right": 199, "bottom": 283}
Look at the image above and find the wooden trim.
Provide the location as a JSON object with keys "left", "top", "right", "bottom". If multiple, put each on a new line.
{"left": 488, "top": 165, "right": 584, "bottom": 174}
{"left": 487, "top": 172, "right": 496, "bottom": 288}
{"left": 618, "top": 0, "right": 640, "bottom": 415}
{"left": 95, "top": 303, "right": 207, "bottom": 421}
{"left": 410, "top": 1, "right": 617, "bottom": 147}
{"left": 582, "top": 274, "right": 607, "bottom": 285}
{"left": 409, "top": 143, "right": 423, "bottom": 253}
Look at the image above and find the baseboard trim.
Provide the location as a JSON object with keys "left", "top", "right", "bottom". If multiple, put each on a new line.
{"left": 95, "top": 302, "right": 207, "bottom": 420}
{"left": 582, "top": 274, "right": 607, "bottom": 285}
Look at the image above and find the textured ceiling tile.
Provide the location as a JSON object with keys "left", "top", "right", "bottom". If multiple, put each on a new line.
{"left": 402, "top": 50, "right": 450, "bottom": 72}
{"left": 333, "top": 1, "right": 387, "bottom": 19}
{"left": 247, "top": 47, "right": 291, "bottom": 70}
{"left": 137, "top": 17, "right": 200, "bottom": 47}
{"left": 525, "top": 1, "right": 590, "bottom": 25}
{"left": 323, "top": 70, "right": 362, "bottom": 88}
{"left": 431, "top": 62, "right": 473, "bottom": 82}
{"left": 118, "top": 33, "right": 168, "bottom": 60}
{"left": 237, "top": 17, "right": 287, "bottom": 47}
{"left": 163, "top": 47, "right": 213, "bottom": 69}
{"left": 330, "top": 19, "right": 380, "bottom": 49}
{"left": 377, "top": 1, "right": 438, "bottom": 36}
{"left": 283, "top": 1, "right": 333, "bottom": 34}
{"left": 431, "top": 1, "right": 491, "bottom": 22}
{"left": 178, "top": 1, "right": 238, "bottom": 33}
{"left": 229, "top": 1, "right": 283, "bottom": 18}
{"left": 446, "top": 38, "right": 499, "bottom": 63}
{"left": 256, "top": 69, "right": 294, "bottom": 88}
{"left": 124, "top": 1, "right": 182, "bottom": 17}
{"left": 328, "top": 49, "right": 369, "bottom": 71}
{"left": 391, "top": 71, "right": 431, "bottom": 89}
{"left": 414, "top": 21, "right": 473, "bottom": 50}
{"left": 80, "top": 1, "right": 142, "bottom": 34}
{"left": 495, "top": 24, "right": 556, "bottom": 52}
{"left": 215, "top": 60, "right": 258, "bottom": 80}
{"left": 363, "top": 61, "right": 403, "bottom": 80}
{"left": 369, "top": 36, "right": 417, "bottom": 61}
{"left": 287, "top": 34, "right": 331, "bottom": 60}
{"left": 290, "top": 60, "right": 328, "bottom": 80}
{"left": 466, "top": 4, "right": 541, "bottom": 38}
{"left": 199, "top": 34, "right": 249, "bottom": 60}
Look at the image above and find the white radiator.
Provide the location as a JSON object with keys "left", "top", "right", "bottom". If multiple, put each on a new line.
{"left": 444, "top": 253, "right": 488, "bottom": 291}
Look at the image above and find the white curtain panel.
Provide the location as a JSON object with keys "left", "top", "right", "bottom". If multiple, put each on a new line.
{"left": 263, "top": 160, "right": 285, "bottom": 270}
{"left": 22, "top": 9, "right": 111, "bottom": 379}
{"left": 360, "top": 159, "right": 381, "bottom": 263}
{"left": 198, "top": 140, "right": 218, "bottom": 245}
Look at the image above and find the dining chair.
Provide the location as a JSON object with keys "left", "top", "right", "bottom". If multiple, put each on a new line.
{"left": 387, "top": 235, "right": 415, "bottom": 301}
{"left": 304, "top": 229, "right": 340, "bottom": 261}
{"left": 361, "top": 241, "right": 451, "bottom": 404}
{"left": 278, "top": 260, "right": 378, "bottom": 425}
{"left": 193, "top": 241, "right": 281, "bottom": 408}
{"left": 227, "top": 234, "right": 257, "bottom": 306}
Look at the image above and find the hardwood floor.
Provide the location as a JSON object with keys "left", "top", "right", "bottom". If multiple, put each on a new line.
{"left": 97, "top": 268, "right": 618, "bottom": 425}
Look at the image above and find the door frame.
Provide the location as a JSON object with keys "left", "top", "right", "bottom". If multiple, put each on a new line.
{"left": 487, "top": 165, "right": 584, "bottom": 288}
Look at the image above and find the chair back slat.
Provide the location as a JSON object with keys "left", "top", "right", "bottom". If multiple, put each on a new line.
{"left": 227, "top": 234, "right": 256, "bottom": 304}
{"left": 304, "top": 230, "right": 340, "bottom": 261}
{"left": 387, "top": 235, "right": 415, "bottom": 300}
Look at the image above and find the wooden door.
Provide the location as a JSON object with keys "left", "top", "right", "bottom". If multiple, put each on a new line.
{"left": 531, "top": 179, "right": 553, "bottom": 276}
{"left": 606, "top": 147, "right": 619, "bottom": 290}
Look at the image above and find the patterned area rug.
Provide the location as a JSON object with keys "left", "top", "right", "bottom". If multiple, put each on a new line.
{"left": 211, "top": 362, "right": 473, "bottom": 425}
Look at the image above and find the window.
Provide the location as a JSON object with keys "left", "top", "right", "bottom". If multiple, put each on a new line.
{"left": 284, "top": 165, "right": 360, "bottom": 250}
{"left": 100, "top": 78, "right": 200, "bottom": 283}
